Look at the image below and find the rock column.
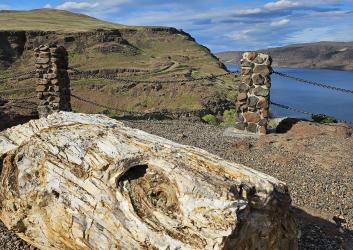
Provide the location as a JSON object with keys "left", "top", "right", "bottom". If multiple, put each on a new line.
{"left": 35, "top": 45, "right": 71, "bottom": 118}
{"left": 235, "top": 52, "right": 272, "bottom": 134}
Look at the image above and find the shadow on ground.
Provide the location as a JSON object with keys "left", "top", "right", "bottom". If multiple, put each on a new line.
{"left": 276, "top": 117, "right": 351, "bottom": 134}
{"left": 276, "top": 118, "right": 303, "bottom": 133}
{"left": 0, "top": 100, "right": 38, "bottom": 131}
{"left": 292, "top": 206, "right": 353, "bottom": 250}
{"left": 0, "top": 112, "right": 38, "bottom": 131}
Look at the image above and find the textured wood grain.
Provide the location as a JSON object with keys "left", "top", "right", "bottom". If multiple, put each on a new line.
{"left": 0, "top": 112, "right": 298, "bottom": 249}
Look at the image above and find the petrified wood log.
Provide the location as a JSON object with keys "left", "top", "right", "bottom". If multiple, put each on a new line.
{"left": 0, "top": 112, "right": 298, "bottom": 249}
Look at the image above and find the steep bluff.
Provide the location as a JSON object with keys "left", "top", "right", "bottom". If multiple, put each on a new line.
{"left": 0, "top": 27, "right": 220, "bottom": 71}
{"left": 0, "top": 9, "right": 236, "bottom": 114}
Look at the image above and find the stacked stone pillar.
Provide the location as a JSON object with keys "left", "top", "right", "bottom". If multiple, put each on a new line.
{"left": 35, "top": 45, "right": 71, "bottom": 118}
{"left": 235, "top": 52, "right": 272, "bottom": 134}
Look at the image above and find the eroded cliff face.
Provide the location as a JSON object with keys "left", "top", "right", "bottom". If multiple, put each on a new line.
{"left": 0, "top": 27, "right": 208, "bottom": 71}
{"left": 0, "top": 112, "right": 298, "bottom": 250}
{"left": 0, "top": 29, "right": 137, "bottom": 70}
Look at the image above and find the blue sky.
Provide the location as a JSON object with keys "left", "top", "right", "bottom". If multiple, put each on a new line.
{"left": 1, "top": 0, "right": 353, "bottom": 52}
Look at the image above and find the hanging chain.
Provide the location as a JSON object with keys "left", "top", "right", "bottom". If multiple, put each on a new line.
{"left": 272, "top": 70, "right": 353, "bottom": 94}
{"left": 270, "top": 101, "right": 353, "bottom": 125}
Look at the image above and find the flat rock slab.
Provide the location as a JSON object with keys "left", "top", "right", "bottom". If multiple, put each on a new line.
{"left": 0, "top": 112, "right": 298, "bottom": 250}
{"left": 223, "top": 127, "right": 261, "bottom": 139}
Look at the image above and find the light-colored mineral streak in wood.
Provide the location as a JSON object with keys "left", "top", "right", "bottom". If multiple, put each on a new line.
{"left": 0, "top": 112, "right": 298, "bottom": 250}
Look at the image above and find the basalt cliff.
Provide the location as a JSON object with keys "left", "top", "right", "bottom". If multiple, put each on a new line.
{"left": 0, "top": 9, "right": 236, "bottom": 115}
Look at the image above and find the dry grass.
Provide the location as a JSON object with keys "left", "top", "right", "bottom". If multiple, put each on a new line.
{"left": 0, "top": 9, "right": 239, "bottom": 112}
{"left": 0, "top": 9, "right": 127, "bottom": 32}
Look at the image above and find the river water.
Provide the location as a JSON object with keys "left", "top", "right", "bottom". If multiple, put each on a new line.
{"left": 226, "top": 64, "right": 353, "bottom": 122}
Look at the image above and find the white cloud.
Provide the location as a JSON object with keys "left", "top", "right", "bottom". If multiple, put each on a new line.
{"left": 235, "top": 8, "right": 262, "bottom": 15}
{"left": 296, "top": 0, "right": 340, "bottom": 3}
{"left": 227, "top": 29, "right": 256, "bottom": 41}
{"left": 285, "top": 26, "right": 353, "bottom": 44}
{"left": 309, "top": 10, "right": 352, "bottom": 17}
{"left": 56, "top": 1, "right": 100, "bottom": 10}
{"left": 28, "top": 0, "right": 353, "bottom": 51}
{"left": 0, "top": 4, "right": 11, "bottom": 10}
{"left": 264, "top": 0, "right": 300, "bottom": 10}
{"left": 270, "top": 18, "right": 290, "bottom": 26}
{"left": 48, "top": 0, "right": 130, "bottom": 16}
{"left": 43, "top": 4, "right": 53, "bottom": 8}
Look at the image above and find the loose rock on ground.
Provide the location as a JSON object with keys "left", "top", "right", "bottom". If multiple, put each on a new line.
{"left": 0, "top": 118, "right": 352, "bottom": 249}
{"left": 123, "top": 119, "right": 353, "bottom": 250}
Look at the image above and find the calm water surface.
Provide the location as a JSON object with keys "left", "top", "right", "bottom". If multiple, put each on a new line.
{"left": 226, "top": 64, "right": 353, "bottom": 122}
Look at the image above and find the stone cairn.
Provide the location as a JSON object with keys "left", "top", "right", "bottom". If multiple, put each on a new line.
{"left": 35, "top": 45, "right": 71, "bottom": 118}
{"left": 235, "top": 52, "right": 272, "bottom": 134}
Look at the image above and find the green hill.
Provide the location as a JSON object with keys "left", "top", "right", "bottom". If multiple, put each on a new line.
{"left": 0, "top": 8, "right": 127, "bottom": 32}
{"left": 0, "top": 9, "right": 237, "bottom": 114}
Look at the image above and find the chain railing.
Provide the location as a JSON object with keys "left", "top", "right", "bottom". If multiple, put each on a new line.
{"left": 71, "top": 93, "right": 202, "bottom": 118}
{"left": 0, "top": 86, "right": 35, "bottom": 93}
{"left": 270, "top": 101, "right": 353, "bottom": 125}
{"left": 1, "top": 67, "right": 237, "bottom": 111}
{"left": 1, "top": 64, "right": 352, "bottom": 126}
{"left": 2, "top": 100, "right": 38, "bottom": 110}
{"left": 0, "top": 70, "right": 36, "bottom": 82}
{"left": 0, "top": 95, "right": 37, "bottom": 110}
{"left": 4, "top": 95, "right": 37, "bottom": 101}
{"left": 272, "top": 70, "right": 353, "bottom": 94}
{"left": 69, "top": 66, "right": 236, "bottom": 84}
{"left": 70, "top": 93, "right": 144, "bottom": 115}
{"left": 270, "top": 69, "right": 353, "bottom": 125}
{"left": 0, "top": 66, "right": 237, "bottom": 86}
{"left": 71, "top": 93, "right": 353, "bottom": 126}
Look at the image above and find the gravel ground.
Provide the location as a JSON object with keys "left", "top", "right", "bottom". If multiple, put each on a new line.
{"left": 123, "top": 119, "right": 353, "bottom": 250}
{"left": 0, "top": 222, "right": 33, "bottom": 250}
{"left": 1, "top": 118, "right": 352, "bottom": 249}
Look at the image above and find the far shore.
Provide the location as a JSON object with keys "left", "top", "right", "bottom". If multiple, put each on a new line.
{"left": 224, "top": 63, "right": 353, "bottom": 72}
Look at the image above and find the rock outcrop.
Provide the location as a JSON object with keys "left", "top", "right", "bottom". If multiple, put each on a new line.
{"left": 0, "top": 112, "right": 298, "bottom": 249}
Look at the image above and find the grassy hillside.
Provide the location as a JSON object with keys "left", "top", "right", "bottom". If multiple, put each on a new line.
{"left": 0, "top": 9, "right": 238, "bottom": 114}
{"left": 0, "top": 9, "right": 128, "bottom": 32}
{"left": 216, "top": 42, "right": 353, "bottom": 71}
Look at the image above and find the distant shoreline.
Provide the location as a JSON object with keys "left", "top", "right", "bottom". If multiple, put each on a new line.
{"left": 224, "top": 63, "right": 353, "bottom": 72}
{"left": 216, "top": 41, "right": 353, "bottom": 72}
